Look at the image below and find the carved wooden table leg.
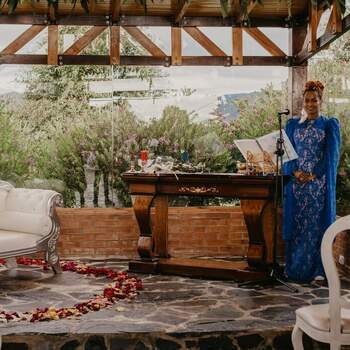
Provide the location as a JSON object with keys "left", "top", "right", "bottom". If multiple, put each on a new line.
{"left": 133, "top": 195, "right": 155, "bottom": 259}
{"left": 153, "top": 195, "right": 169, "bottom": 258}
{"left": 241, "top": 199, "right": 274, "bottom": 268}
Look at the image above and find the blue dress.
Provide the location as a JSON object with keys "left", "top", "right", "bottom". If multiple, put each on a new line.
{"left": 282, "top": 116, "right": 340, "bottom": 282}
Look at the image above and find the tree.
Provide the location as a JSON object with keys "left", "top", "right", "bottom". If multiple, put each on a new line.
{"left": 0, "top": 103, "right": 30, "bottom": 184}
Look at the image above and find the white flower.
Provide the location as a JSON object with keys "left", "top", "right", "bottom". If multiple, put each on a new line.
{"left": 149, "top": 139, "right": 159, "bottom": 148}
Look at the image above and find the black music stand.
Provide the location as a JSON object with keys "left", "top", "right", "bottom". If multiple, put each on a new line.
{"left": 240, "top": 110, "right": 298, "bottom": 293}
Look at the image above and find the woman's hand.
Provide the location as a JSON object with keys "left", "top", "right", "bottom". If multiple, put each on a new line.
{"left": 294, "top": 171, "right": 316, "bottom": 183}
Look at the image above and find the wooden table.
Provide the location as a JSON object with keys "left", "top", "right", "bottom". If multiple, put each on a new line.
{"left": 122, "top": 172, "right": 277, "bottom": 281}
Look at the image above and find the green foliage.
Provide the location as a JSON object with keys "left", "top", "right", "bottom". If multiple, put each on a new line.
{"left": 336, "top": 112, "right": 350, "bottom": 215}
{"left": 0, "top": 104, "right": 29, "bottom": 184}
{"left": 234, "top": 84, "right": 287, "bottom": 139}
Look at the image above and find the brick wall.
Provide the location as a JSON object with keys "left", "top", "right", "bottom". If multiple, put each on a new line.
{"left": 56, "top": 207, "right": 350, "bottom": 273}
{"left": 56, "top": 207, "right": 249, "bottom": 259}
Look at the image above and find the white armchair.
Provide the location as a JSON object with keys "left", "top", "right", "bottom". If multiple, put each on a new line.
{"left": 292, "top": 215, "right": 350, "bottom": 350}
{"left": 0, "top": 181, "right": 62, "bottom": 274}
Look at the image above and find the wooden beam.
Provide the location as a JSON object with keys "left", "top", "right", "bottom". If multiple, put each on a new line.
{"left": 0, "top": 25, "right": 45, "bottom": 55}
{"left": 171, "top": 27, "right": 182, "bottom": 65}
{"left": 0, "top": 15, "right": 293, "bottom": 27}
{"left": 0, "top": 14, "right": 47, "bottom": 24}
{"left": 309, "top": 1, "right": 318, "bottom": 52}
{"left": 48, "top": 25, "right": 58, "bottom": 65}
{"left": 301, "top": 5, "right": 325, "bottom": 52}
{"left": 244, "top": 28, "right": 286, "bottom": 56}
{"left": 296, "top": 12, "right": 350, "bottom": 65}
{"left": 110, "top": 26, "right": 120, "bottom": 65}
{"left": 0, "top": 54, "right": 289, "bottom": 66}
{"left": 183, "top": 56, "right": 287, "bottom": 66}
{"left": 239, "top": 0, "right": 258, "bottom": 22}
{"left": 326, "top": 1, "right": 342, "bottom": 34}
{"left": 89, "top": 0, "right": 96, "bottom": 16}
{"left": 111, "top": 0, "right": 121, "bottom": 22}
{"left": 48, "top": 4, "right": 57, "bottom": 22}
{"left": 123, "top": 27, "right": 166, "bottom": 57}
{"left": 184, "top": 27, "right": 226, "bottom": 56}
{"left": 232, "top": 27, "right": 243, "bottom": 65}
{"left": 63, "top": 26, "right": 107, "bottom": 55}
{"left": 57, "top": 15, "right": 109, "bottom": 26}
{"left": 175, "top": 0, "right": 191, "bottom": 24}
{"left": 0, "top": 54, "right": 47, "bottom": 64}
{"left": 231, "top": 0, "right": 240, "bottom": 18}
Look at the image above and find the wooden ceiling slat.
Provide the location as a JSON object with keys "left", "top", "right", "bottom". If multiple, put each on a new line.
{"left": 1, "top": 0, "right": 308, "bottom": 18}
{"left": 239, "top": 0, "right": 258, "bottom": 22}
{"left": 175, "top": 0, "right": 191, "bottom": 23}
{"left": 111, "top": 0, "right": 121, "bottom": 22}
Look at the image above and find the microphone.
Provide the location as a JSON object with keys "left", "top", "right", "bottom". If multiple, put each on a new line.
{"left": 277, "top": 109, "right": 290, "bottom": 116}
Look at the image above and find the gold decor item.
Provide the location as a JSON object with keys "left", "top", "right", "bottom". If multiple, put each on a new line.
{"left": 236, "top": 150, "right": 276, "bottom": 175}
{"left": 178, "top": 186, "right": 220, "bottom": 194}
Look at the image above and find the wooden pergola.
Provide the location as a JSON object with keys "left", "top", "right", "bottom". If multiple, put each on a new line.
{"left": 0, "top": 0, "right": 349, "bottom": 114}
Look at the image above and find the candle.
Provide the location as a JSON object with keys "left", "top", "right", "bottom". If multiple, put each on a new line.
{"left": 140, "top": 150, "right": 148, "bottom": 162}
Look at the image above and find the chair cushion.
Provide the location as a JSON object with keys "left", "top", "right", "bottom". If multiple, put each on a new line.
{"left": 297, "top": 304, "right": 350, "bottom": 333}
{"left": 0, "top": 230, "right": 39, "bottom": 253}
{"left": 0, "top": 211, "right": 52, "bottom": 236}
{"left": 0, "top": 189, "right": 8, "bottom": 212}
{"left": 5, "top": 188, "right": 56, "bottom": 214}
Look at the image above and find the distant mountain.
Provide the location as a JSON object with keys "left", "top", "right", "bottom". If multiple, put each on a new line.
{"left": 215, "top": 91, "right": 259, "bottom": 121}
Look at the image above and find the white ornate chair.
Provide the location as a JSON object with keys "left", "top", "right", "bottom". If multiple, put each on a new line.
{"left": 0, "top": 181, "right": 62, "bottom": 274}
{"left": 292, "top": 215, "right": 350, "bottom": 350}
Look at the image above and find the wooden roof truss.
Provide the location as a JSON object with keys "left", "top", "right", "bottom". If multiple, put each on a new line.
{"left": 0, "top": 0, "right": 348, "bottom": 67}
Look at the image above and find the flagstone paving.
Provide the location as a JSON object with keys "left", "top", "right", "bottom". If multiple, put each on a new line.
{"left": 0, "top": 260, "right": 349, "bottom": 349}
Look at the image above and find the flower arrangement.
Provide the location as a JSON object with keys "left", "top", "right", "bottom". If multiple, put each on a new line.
{"left": 0, "top": 257, "right": 143, "bottom": 323}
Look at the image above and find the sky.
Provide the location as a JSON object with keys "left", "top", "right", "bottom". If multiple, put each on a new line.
{"left": 0, "top": 24, "right": 308, "bottom": 120}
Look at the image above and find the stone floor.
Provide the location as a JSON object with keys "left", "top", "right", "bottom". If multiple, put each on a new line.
{"left": 0, "top": 260, "right": 349, "bottom": 350}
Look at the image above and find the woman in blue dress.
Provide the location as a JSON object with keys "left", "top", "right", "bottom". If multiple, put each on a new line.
{"left": 283, "top": 80, "right": 341, "bottom": 283}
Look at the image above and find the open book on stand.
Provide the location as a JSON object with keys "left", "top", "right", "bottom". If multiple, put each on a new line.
{"left": 234, "top": 130, "right": 298, "bottom": 175}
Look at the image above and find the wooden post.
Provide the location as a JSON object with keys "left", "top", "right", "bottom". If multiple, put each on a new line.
{"left": 232, "top": 27, "right": 243, "bottom": 65}
{"left": 288, "top": 25, "right": 308, "bottom": 117}
{"left": 153, "top": 195, "right": 169, "bottom": 258}
{"left": 48, "top": 25, "right": 58, "bottom": 65}
{"left": 171, "top": 27, "right": 182, "bottom": 65}
{"left": 110, "top": 25, "right": 120, "bottom": 65}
